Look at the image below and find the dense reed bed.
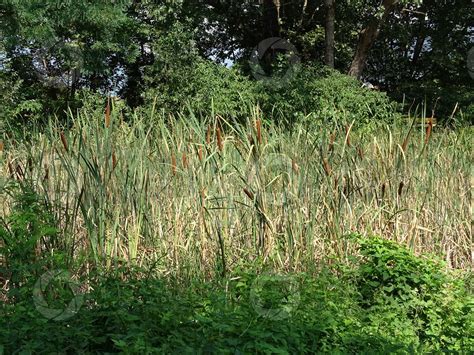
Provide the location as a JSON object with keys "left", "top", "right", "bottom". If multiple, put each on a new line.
{"left": 0, "top": 106, "right": 472, "bottom": 279}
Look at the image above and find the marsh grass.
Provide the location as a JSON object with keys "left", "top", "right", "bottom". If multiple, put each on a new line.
{"left": 0, "top": 105, "right": 472, "bottom": 280}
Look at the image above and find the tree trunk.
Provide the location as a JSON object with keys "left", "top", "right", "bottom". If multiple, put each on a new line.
{"left": 324, "top": 0, "right": 335, "bottom": 68}
{"left": 262, "top": 0, "right": 280, "bottom": 37}
{"left": 299, "top": 0, "right": 308, "bottom": 27}
{"left": 348, "top": 0, "right": 397, "bottom": 78}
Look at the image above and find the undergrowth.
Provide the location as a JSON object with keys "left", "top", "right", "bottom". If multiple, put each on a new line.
{"left": 0, "top": 242, "right": 471, "bottom": 353}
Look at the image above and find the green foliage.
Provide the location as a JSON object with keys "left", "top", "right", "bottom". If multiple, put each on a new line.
{"left": 259, "top": 64, "right": 399, "bottom": 125}
{"left": 0, "top": 182, "right": 63, "bottom": 301}
{"left": 1, "top": 238, "right": 471, "bottom": 353}
{"left": 352, "top": 235, "right": 474, "bottom": 352}
{"left": 355, "top": 235, "right": 447, "bottom": 303}
{"left": 0, "top": 0, "right": 138, "bottom": 123}
{"left": 142, "top": 46, "right": 399, "bottom": 125}
{"left": 1, "top": 0, "right": 472, "bottom": 126}
{"left": 142, "top": 23, "right": 259, "bottom": 120}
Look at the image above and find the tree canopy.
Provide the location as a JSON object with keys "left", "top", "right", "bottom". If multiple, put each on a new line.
{"left": 1, "top": 0, "right": 472, "bottom": 124}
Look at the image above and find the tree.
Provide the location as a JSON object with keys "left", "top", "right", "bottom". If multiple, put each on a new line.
{"left": 348, "top": 0, "right": 398, "bottom": 78}
{"left": 0, "top": 0, "right": 138, "bottom": 117}
{"left": 324, "top": 0, "right": 335, "bottom": 68}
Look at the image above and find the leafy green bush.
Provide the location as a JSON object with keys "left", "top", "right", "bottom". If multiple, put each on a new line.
{"left": 259, "top": 64, "right": 400, "bottom": 126}
{"left": 353, "top": 235, "right": 473, "bottom": 352}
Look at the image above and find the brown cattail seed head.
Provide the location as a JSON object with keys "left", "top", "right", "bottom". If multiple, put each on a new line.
{"left": 322, "top": 158, "right": 332, "bottom": 176}
{"left": 243, "top": 188, "right": 254, "bottom": 201}
{"left": 182, "top": 152, "right": 188, "bottom": 168}
{"left": 216, "top": 127, "right": 223, "bottom": 152}
{"left": 112, "top": 152, "right": 118, "bottom": 170}
{"left": 398, "top": 181, "right": 404, "bottom": 196}
{"left": 60, "top": 131, "right": 69, "bottom": 152}
{"left": 198, "top": 147, "right": 203, "bottom": 162}
{"left": 425, "top": 119, "right": 433, "bottom": 145}
{"left": 256, "top": 119, "right": 262, "bottom": 145}
{"left": 105, "top": 97, "right": 111, "bottom": 128}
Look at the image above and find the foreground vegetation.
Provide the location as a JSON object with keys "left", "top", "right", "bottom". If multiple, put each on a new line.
{"left": 1, "top": 106, "right": 472, "bottom": 353}
{"left": 1, "top": 230, "right": 472, "bottom": 352}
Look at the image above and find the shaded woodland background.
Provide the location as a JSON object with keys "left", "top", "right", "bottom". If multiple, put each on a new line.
{"left": 1, "top": 0, "right": 472, "bottom": 129}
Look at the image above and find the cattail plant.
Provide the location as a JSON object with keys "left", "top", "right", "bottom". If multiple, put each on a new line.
{"left": 424, "top": 117, "right": 434, "bottom": 145}
{"left": 243, "top": 187, "right": 254, "bottom": 201}
{"left": 60, "top": 131, "right": 69, "bottom": 152}
{"left": 182, "top": 151, "right": 188, "bottom": 169}
{"left": 216, "top": 127, "right": 223, "bottom": 152}
{"left": 322, "top": 158, "right": 332, "bottom": 176}
{"left": 398, "top": 181, "right": 404, "bottom": 197}
{"left": 112, "top": 152, "right": 118, "bottom": 171}
{"left": 171, "top": 154, "right": 177, "bottom": 175}
{"left": 105, "top": 97, "right": 111, "bottom": 128}
{"left": 206, "top": 125, "right": 211, "bottom": 145}
{"left": 3, "top": 107, "right": 471, "bottom": 277}
{"left": 256, "top": 119, "right": 262, "bottom": 145}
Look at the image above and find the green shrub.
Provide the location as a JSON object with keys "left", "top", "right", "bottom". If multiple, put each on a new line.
{"left": 353, "top": 235, "right": 473, "bottom": 352}
{"left": 259, "top": 64, "right": 400, "bottom": 126}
